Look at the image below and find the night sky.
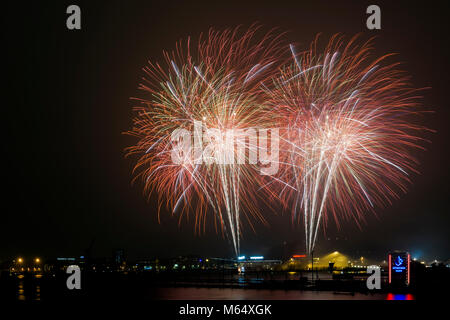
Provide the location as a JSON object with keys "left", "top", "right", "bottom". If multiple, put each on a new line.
{"left": 2, "top": 0, "right": 449, "bottom": 262}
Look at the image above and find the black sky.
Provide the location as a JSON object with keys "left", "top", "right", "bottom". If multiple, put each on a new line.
{"left": 2, "top": 0, "right": 449, "bottom": 262}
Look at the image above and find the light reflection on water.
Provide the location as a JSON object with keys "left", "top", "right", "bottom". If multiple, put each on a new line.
{"left": 10, "top": 273, "right": 414, "bottom": 301}
{"left": 152, "top": 287, "right": 399, "bottom": 300}
{"left": 17, "top": 281, "right": 25, "bottom": 301}
{"left": 14, "top": 275, "right": 43, "bottom": 301}
{"left": 386, "top": 293, "right": 414, "bottom": 300}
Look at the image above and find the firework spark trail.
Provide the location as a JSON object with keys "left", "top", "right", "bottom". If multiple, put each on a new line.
{"left": 126, "top": 26, "right": 286, "bottom": 256}
{"left": 266, "top": 34, "right": 428, "bottom": 254}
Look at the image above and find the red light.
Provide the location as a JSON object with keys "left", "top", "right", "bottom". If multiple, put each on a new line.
{"left": 292, "top": 254, "right": 306, "bottom": 258}
{"left": 407, "top": 253, "right": 410, "bottom": 285}
{"left": 388, "top": 254, "right": 392, "bottom": 284}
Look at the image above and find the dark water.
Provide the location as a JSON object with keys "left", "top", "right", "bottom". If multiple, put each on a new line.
{"left": 150, "top": 287, "right": 408, "bottom": 300}
{"left": 1, "top": 273, "right": 415, "bottom": 301}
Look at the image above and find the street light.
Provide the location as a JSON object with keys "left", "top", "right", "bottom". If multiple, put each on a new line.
{"left": 17, "top": 258, "right": 23, "bottom": 263}
{"left": 35, "top": 258, "right": 40, "bottom": 263}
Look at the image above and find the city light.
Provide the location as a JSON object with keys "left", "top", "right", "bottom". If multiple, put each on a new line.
{"left": 249, "top": 256, "right": 264, "bottom": 260}
{"left": 35, "top": 258, "right": 40, "bottom": 263}
{"left": 17, "top": 258, "right": 23, "bottom": 263}
{"left": 237, "top": 256, "right": 246, "bottom": 260}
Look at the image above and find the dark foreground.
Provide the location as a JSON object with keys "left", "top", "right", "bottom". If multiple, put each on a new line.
{"left": 1, "top": 267, "right": 448, "bottom": 301}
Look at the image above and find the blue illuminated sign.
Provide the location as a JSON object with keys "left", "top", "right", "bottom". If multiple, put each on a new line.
{"left": 389, "top": 252, "right": 410, "bottom": 286}
{"left": 394, "top": 256, "right": 403, "bottom": 267}
{"left": 392, "top": 255, "right": 406, "bottom": 273}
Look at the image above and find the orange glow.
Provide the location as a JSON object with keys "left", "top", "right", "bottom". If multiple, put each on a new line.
{"left": 292, "top": 254, "right": 306, "bottom": 258}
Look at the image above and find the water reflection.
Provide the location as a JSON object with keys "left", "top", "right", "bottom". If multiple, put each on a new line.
{"left": 35, "top": 285, "right": 41, "bottom": 301}
{"left": 14, "top": 274, "right": 43, "bottom": 301}
{"left": 7, "top": 273, "right": 415, "bottom": 301}
{"left": 151, "top": 287, "right": 398, "bottom": 300}
{"left": 386, "top": 293, "right": 415, "bottom": 300}
{"left": 17, "top": 281, "right": 25, "bottom": 301}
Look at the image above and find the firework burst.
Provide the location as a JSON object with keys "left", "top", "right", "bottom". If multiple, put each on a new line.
{"left": 126, "top": 26, "right": 286, "bottom": 256}
{"left": 126, "top": 28, "right": 429, "bottom": 257}
{"left": 266, "top": 34, "right": 428, "bottom": 254}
